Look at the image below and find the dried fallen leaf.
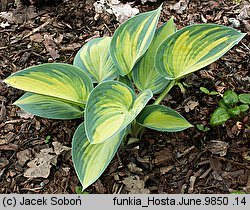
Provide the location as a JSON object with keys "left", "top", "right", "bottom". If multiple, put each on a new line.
{"left": 17, "top": 149, "right": 32, "bottom": 166}
{"left": 170, "top": 0, "right": 189, "bottom": 14}
{"left": 61, "top": 43, "right": 82, "bottom": 51}
{"left": 24, "top": 162, "right": 51, "bottom": 178}
{"left": 43, "top": 33, "right": 60, "bottom": 60}
{"left": 24, "top": 142, "right": 70, "bottom": 178}
{"left": 122, "top": 175, "right": 150, "bottom": 194}
{"left": 141, "top": 0, "right": 157, "bottom": 4}
{"left": 237, "top": 1, "right": 250, "bottom": 20}
{"left": 93, "top": 1, "right": 139, "bottom": 23}
{"left": 52, "top": 141, "right": 71, "bottom": 156}
{"left": 30, "top": 33, "right": 44, "bottom": 43}
{"left": 24, "top": 148, "right": 56, "bottom": 178}
{"left": 184, "top": 100, "right": 199, "bottom": 112}
{"left": 111, "top": 2, "right": 139, "bottom": 23}
{"left": 17, "top": 109, "right": 34, "bottom": 119}
{"left": 127, "top": 162, "right": 143, "bottom": 174}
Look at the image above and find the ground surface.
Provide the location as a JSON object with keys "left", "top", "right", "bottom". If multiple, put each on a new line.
{"left": 0, "top": 0, "right": 249, "bottom": 194}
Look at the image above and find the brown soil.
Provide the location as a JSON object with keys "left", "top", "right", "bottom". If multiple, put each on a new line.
{"left": 0, "top": 0, "right": 249, "bottom": 194}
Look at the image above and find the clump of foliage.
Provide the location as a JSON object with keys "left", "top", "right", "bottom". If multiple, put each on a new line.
{"left": 210, "top": 90, "right": 250, "bottom": 126}
{"left": 200, "top": 87, "right": 219, "bottom": 96}
{"left": 196, "top": 124, "right": 210, "bottom": 132}
{"left": 4, "top": 6, "right": 245, "bottom": 190}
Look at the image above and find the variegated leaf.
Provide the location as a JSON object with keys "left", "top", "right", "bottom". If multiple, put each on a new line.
{"left": 14, "top": 92, "right": 83, "bottom": 119}
{"left": 110, "top": 6, "right": 161, "bottom": 76}
{"left": 72, "top": 122, "right": 125, "bottom": 190}
{"left": 73, "top": 37, "right": 118, "bottom": 83}
{"left": 155, "top": 24, "right": 246, "bottom": 80}
{"left": 85, "top": 81, "right": 153, "bottom": 144}
{"left": 132, "top": 17, "right": 176, "bottom": 94}
{"left": 137, "top": 105, "right": 192, "bottom": 132}
{"left": 118, "top": 75, "right": 135, "bottom": 91}
{"left": 4, "top": 63, "right": 93, "bottom": 107}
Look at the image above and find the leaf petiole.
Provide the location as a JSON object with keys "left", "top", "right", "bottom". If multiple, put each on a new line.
{"left": 153, "top": 80, "right": 176, "bottom": 105}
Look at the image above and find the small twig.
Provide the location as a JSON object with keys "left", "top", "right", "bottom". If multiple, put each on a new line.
{"left": 199, "top": 167, "right": 212, "bottom": 179}
{"left": 23, "top": 18, "right": 54, "bottom": 39}
{"left": 117, "top": 184, "right": 123, "bottom": 194}
{"left": 241, "top": 42, "right": 250, "bottom": 52}
{"left": 218, "top": 157, "right": 250, "bottom": 169}
{"left": 116, "top": 152, "right": 123, "bottom": 168}
{"left": 0, "top": 46, "right": 8, "bottom": 50}
{"left": 4, "top": 119, "right": 26, "bottom": 124}
{"left": 188, "top": 176, "right": 196, "bottom": 193}
{"left": 176, "top": 145, "right": 195, "bottom": 158}
{"left": 0, "top": 168, "right": 6, "bottom": 179}
{"left": 104, "top": 23, "right": 112, "bottom": 34}
{"left": 10, "top": 18, "right": 54, "bottom": 44}
{"left": 19, "top": 187, "right": 43, "bottom": 192}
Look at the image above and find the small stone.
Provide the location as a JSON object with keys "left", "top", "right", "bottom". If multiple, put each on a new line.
{"left": 228, "top": 18, "right": 241, "bottom": 28}
{"left": 48, "top": 58, "right": 54, "bottom": 63}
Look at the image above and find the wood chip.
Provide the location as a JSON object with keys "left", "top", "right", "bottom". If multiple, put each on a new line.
{"left": 212, "top": 171, "right": 223, "bottom": 181}
{"left": 93, "top": 179, "right": 107, "bottom": 194}
{"left": 155, "top": 148, "right": 173, "bottom": 165}
{"left": 199, "top": 168, "right": 212, "bottom": 179}
{"left": 0, "top": 157, "right": 9, "bottom": 169}
{"left": 0, "top": 100, "right": 6, "bottom": 122}
{"left": 160, "top": 165, "right": 174, "bottom": 175}
{"left": 207, "top": 140, "right": 228, "bottom": 156}
{"left": 0, "top": 143, "right": 18, "bottom": 151}
{"left": 244, "top": 175, "right": 250, "bottom": 193}
{"left": 188, "top": 176, "right": 196, "bottom": 193}
{"left": 209, "top": 157, "right": 222, "bottom": 174}
{"left": 176, "top": 146, "right": 195, "bottom": 158}
{"left": 127, "top": 162, "right": 143, "bottom": 174}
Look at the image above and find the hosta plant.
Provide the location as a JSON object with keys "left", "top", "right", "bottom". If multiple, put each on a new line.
{"left": 4, "top": 6, "right": 245, "bottom": 190}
